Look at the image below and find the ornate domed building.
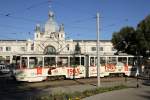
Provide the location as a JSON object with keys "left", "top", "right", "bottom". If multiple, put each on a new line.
{"left": 0, "top": 10, "right": 116, "bottom": 64}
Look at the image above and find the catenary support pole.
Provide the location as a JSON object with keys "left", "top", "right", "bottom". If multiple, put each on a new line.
{"left": 96, "top": 13, "right": 100, "bottom": 87}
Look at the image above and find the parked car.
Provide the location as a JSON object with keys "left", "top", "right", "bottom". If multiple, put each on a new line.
{"left": 0, "top": 64, "right": 12, "bottom": 78}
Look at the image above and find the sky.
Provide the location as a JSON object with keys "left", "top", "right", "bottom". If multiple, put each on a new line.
{"left": 0, "top": 0, "right": 150, "bottom": 40}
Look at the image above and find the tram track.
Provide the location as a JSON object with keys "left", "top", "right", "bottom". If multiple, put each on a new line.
{"left": 0, "top": 77, "right": 135, "bottom": 91}
{"left": 21, "top": 77, "right": 134, "bottom": 89}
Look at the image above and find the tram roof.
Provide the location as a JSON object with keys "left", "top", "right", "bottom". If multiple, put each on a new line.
{"left": 87, "top": 53, "right": 136, "bottom": 57}
{"left": 13, "top": 54, "right": 139, "bottom": 58}
{"left": 13, "top": 54, "right": 86, "bottom": 57}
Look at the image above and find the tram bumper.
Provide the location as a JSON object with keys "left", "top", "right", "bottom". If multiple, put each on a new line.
{"left": 15, "top": 76, "right": 47, "bottom": 82}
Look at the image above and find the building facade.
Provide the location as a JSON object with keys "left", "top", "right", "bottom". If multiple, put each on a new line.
{"left": 0, "top": 11, "right": 116, "bottom": 64}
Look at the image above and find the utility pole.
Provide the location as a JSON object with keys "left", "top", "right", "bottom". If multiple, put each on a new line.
{"left": 96, "top": 13, "right": 100, "bottom": 87}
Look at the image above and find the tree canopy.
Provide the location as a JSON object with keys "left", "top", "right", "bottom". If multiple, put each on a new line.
{"left": 74, "top": 42, "right": 81, "bottom": 54}
{"left": 111, "top": 15, "right": 150, "bottom": 57}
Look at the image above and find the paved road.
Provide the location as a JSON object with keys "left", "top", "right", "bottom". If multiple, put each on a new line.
{"left": 83, "top": 85, "right": 150, "bottom": 100}
{"left": 0, "top": 77, "right": 144, "bottom": 100}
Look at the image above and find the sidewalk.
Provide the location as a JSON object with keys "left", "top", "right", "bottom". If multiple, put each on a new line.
{"left": 83, "top": 85, "right": 150, "bottom": 100}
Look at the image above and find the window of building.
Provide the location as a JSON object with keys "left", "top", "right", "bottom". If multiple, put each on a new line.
{"left": 20, "top": 47, "right": 25, "bottom": 51}
{"left": 6, "top": 56, "right": 10, "bottom": 60}
{"left": 31, "top": 44, "right": 34, "bottom": 51}
{"left": 6, "top": 47, "right": 11, "bottom": 51}
{"left": 67, "top": 44, "right": 69, "bottom": 51}
{"left": 0, "top": 47, "right": 3, "bottom": 51}
{"left": 99, "top": 47, "right": 103, "bottom": 51}
{"left": 91, "top": 47, "right": 103, "bottom": 51}
{"left": 44, "top": 45, "right": 56, "bottom": 55}
{"left": 91, "top": 47, "right": 96, "bottom": 51}
{"left": 0, "top": 56, "right": 5, "bottom": 64}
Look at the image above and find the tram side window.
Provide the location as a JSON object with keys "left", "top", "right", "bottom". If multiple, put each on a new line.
{"left": 44, "top": 57, "right": 55, "bottom": 67}
{"left": 70, "top": 57, "right": 80, "bottom": 66}
{"left": 90, "top": 57, "right": 104, "bottom": 66}
{"left": 70, "top": 57, "right": 73, "bottom": 66}
{"left": 11, "top": 56, "right": 21, "bottom": 69}
{"left": 29, "top": 57, "right": 37, "bottom": 68}
{"left": 107, "top": 57, "right": 117, "bottom": 65}
{"left": 100, "top": 57, "right": 106, "bottom": 66}
{"left": 118, "top": 57, "right": 127, "bottom": 65}
{"left": 81, "top": 57, "right": 84, "bottom": 66}
{"left": 69, "top": 57, "right": 84, "bottom": 66}
{"left": 29, "top": 57, "right": 43, "bottom": 68}
{"left": 21, "top": 57, "right": 27, "bottom": 68}
{"left": 128, "top": 57, "right": 134, "bottom": 66}
{"left": 57, "top": 57, "right": 68, "bottom": 67}
{"left": 15, "top": 56, "right": 21, "bottom": 69}
{"left": 38, "top": 57, "right": 43, "bottom": 66}
{"left": 75, "top": 57, "right": 80, "bottom": 65}
{"left": 90, "top": 57, "right": 95, "bottom": 66}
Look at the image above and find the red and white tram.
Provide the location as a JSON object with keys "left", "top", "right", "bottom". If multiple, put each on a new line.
{"left": 12, "top": 54, "right": 140, "bottom": 82}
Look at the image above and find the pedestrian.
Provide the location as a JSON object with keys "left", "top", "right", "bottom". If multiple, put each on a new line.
{"left": 136, "top": 74, "right": 139, "bottom": 88}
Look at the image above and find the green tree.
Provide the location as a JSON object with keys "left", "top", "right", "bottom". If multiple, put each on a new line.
{"left": 111, "top": 26, "right": 136, "bottom": 55}
{"left": 136, "top": 15, "right": 150, "bottom": 56}
{"left": 74, "top": 42, "right": 81, "bottom": 54}
{"left": 111, "top": 15, "right": 150, "bottom": 57}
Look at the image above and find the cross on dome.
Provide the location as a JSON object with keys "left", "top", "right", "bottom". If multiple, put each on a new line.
{"left": 48, "top": 10, "right": 54, "bottom": 19}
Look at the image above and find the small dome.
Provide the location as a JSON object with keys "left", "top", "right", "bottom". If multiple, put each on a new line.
{"left": 35, "top": 24, "right": 40, "bottom": 32}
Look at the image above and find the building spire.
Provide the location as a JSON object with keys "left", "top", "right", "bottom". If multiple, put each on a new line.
{"left": 48, "top": 0, "right": 52, "bottom": 9}
{"left": 47, "top": 0, "right": 55, "bottom": 20}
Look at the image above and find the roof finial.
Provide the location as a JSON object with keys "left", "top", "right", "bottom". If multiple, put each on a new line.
{"left": 48, "top": 0, "right": 54, "bottom": 19}
{"left": 48, "top": 0, "right": 52, "bottom": 10}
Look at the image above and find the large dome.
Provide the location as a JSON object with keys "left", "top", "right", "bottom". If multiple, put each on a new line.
{"left": 45, "top": 11, "right": 59, "bottom": 34}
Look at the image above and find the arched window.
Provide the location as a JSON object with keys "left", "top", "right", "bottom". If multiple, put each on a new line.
{"left": 44, "top": 45, "right": 56, "bottom": 55}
